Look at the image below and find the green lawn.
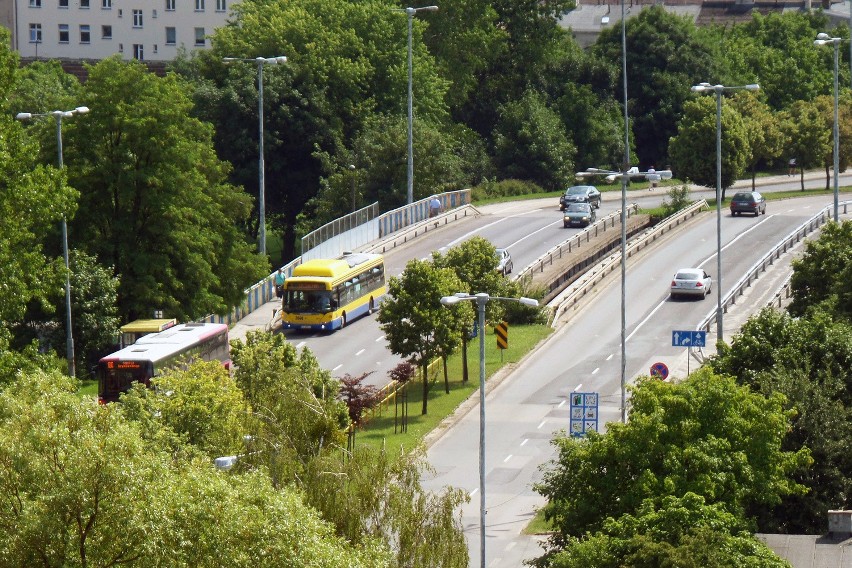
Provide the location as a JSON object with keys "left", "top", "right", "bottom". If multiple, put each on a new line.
{"left": 355, "top": 323, "right": 554, "bottom": 454}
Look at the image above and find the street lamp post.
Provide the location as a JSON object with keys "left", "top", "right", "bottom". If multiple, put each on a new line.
{"left": 223, "top": 55, "right": 288, "bottom": 256}
{"left": 690, "top": 82, "right": 759, "bottom": 343}
{"left": 815, "top": 33, "right": 841, "bottom": 223}
{"left": 576, "top": 167, "right": 671, "bottom": 423}
{"left": 440, "top": 292, "right": 538, "bottom": 568}
{"left": 349, "top": 164, "right": 357, "bottom": 211}
{"left": 16, "top": 106, "right": 90, "bottom": 377}
{"left": 402, "top": 5, "right": 438, "bottom": 205}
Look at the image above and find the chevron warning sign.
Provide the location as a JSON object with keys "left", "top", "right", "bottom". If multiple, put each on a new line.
{"left": 495, "top": 321, "right": 508, "bottom": 350}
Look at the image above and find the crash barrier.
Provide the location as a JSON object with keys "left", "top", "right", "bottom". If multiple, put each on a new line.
{"left": 551, "top": 200, "right": 709, "bottom": 325}
{"left": 200, "top": 190, "right": 471, "bottom": 328}
{"left": 694, "top": 200, "right": 852, "bottom": 338}
{"left": 300, "top": 202, "right": 380, "bottom": 260}
{"left": 377, "top": 190, "right": 471, "bottom": 238}
{"left": 362, "top": 204, "right": 481, "bottom": 255}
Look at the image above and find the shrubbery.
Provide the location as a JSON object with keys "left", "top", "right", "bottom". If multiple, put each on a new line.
{"left": 470, "top": 178, "right": 546, "bottom": 202}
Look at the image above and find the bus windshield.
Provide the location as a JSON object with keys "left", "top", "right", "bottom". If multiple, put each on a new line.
{"left": 284, "top": 289, "right": 335, "bottom": 313}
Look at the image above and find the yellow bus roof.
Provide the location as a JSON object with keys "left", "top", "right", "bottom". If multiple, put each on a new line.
{"left": 292, "top": 253, "right": 383, "bottom": 280}
{"left": 119, "top": 318, "right": 178, "bottom": 334}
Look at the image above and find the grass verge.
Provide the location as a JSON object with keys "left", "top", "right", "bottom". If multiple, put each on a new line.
{"left": 523, "top": 507, "right": 555, "bottom": 535}
{"left": 354, "top": 323, "right": 554, "bottom": 454}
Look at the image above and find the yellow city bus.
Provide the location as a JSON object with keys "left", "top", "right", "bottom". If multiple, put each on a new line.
{"left": 281, "top": 252, "right": 385, "bottom": 332}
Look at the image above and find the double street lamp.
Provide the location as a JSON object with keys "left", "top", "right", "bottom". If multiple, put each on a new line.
{"left": 576, "top": 167, "right": 671, "bottom": 423}
{"left": 814, "top": 33, "right": 841, "bottom": 222}
{"left": 223, "top": 55, "right": 288, "bottom": 256}
{"left": 16, "top": 106, "right": 90, "bottom": 377}
{"left": 689, "top": 82, "right": 759, "bottom": 343}
{"left": 440, "top": 292, "right": 538, "bottom": 568}
{"left": 400, "top": 5, "right": 438, "bottom": 205}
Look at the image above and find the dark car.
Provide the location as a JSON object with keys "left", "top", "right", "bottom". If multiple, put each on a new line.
{"left": 730, "top": 191, "right": 766, "bottom": 217}
{"left": 563, "top": 202, "right": 597, "bottom": 228}
{"left": 560, "top": 185, "right": 601, "bottom": 210}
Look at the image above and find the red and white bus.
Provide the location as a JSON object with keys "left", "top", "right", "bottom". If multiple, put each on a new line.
{"left": 97, "top": 322, "right": 230, "bottom": 403}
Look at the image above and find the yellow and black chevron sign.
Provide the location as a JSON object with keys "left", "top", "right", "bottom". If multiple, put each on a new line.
{"left": 495, "top": 321, "right": 508, "bottom": 350}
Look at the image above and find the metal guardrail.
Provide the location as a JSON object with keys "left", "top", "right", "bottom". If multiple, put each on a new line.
{"left": 301, "top": 202, "right": 380, "bottom": 255}
{"left": 361, "top": 205, "right": 480, "bottom": 255}
{"left": 551, "top": 200, "right": 709, "bottom": 324}
{"left": 694, "top": 200, "right": 852, "bottom": 338}
{"left": 515, "top": 204, "right": 640, "bottom": 283}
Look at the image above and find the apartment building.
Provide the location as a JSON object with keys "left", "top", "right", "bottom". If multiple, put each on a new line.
{"left": 2, "top": 0, "right": 233, "bottom": 61}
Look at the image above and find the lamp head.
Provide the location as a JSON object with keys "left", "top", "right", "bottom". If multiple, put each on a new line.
{"left": 15, "top": 112, "right": 32, "bottom": 121}
{"left": 74, "top": 106, "right": 90, "bottom": 115}
{"left": 440, "top": 296, "right": 461, "bottom": 306}
{"left": 817, "top": 32, "right": 830, "bottom": 40}
{"left": 518, "top": 297, "right": 539, "bottom": 307}
{"left": 744, "top": 84, "right": 760, "bottom": 91}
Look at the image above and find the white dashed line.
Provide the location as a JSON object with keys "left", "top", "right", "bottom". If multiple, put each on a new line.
{"left": 355, "top": 349, "right": 365, "bottom": 356}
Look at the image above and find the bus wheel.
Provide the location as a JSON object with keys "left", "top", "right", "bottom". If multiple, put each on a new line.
{"left": 368, "top": 298, "right": 375, "bottom": 314}
{"left": 340, "top": 313, "right": 347, "bottom": 329}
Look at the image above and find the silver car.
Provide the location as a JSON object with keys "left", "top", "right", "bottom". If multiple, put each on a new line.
{"left": 496, "top": 248, "right": 513, "bottom": 276}
{"left": 670, "top": 268, "right": 712, "bottom": 300}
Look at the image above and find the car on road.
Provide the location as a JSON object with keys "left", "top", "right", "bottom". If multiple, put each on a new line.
{"left": 729, "top": 191, "right": 766, "bottom": 217}
{"left": 496, "top": 248, "right": 513, "bottom": 276}
{"left": 559, "top": 185, "right": 601, "bottom": 210}
{"left": 670, "top": 268, "right": 712, "bottom": 300}
{"left": 563, "top": 202, "right": 597, "bottom": 228}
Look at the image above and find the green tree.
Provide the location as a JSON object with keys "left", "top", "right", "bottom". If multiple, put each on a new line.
{"left": 534, "top": 494, "right": 791, "bottom": 568}
{"left": 779, "top": 98, "right": 831, "bottom": 190}
{"left": 711, "top": 308, "right": 852, "bottom": 532}
{"left": 535, "top": 369, "right": 811, "bottom": 547}
{"left": 788, "top": 220, "right": 852, "bottom": 319}
{"left": 592, "top": 6, "right": 716, "bottom": 169}
{"left": 669, "top": 94, "right": 751, "bottom": 200}
{"left": 491, "top": 90, "right": 575, "bottom": 191}
{"left": 66, "top": 56, "right": 267, "bottom": 322}
{"left": 377, "top": 259, "right": 467, "bottom": 414}
{"left": 729, "top": 91, "right": 786, "bottom": 190}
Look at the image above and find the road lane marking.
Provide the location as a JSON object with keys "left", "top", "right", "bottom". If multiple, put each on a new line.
{"left": 470, "top": 487, "right": 478, "bottom": 497}
{"left": 606, "top": 353, "right": 614, "bottom": 361}
{"left": 332, "top": 364, "right": 342, "bottom": 372}
{"left": 503, "top": 455, "right": 512, "bottom": 463}
{"left": 537, "top": 421, "right": 546, "bottom": 429}
{"left": 592, "top": 367, "right": 599, "bottom": 374}
{"left": 558, "top": 400, "right": 565, "bottom": 408}
{"left": 574, "top": 384, "right": 582, "bottom": 391}
{"left": 444, "top": 210, "right": 544, "bottom": 248}
{"left": 355, "top": 349, "right": 365, "bottom": 356}
{"left": 507, "top": 218, "right": 563, "bottom": 249}
{"left": 375, "top": 335, "right": 384, "bottom": 342}
{"left": 296, "top": 341, "right": 306, "bottom": 349}
{"left": 520, "top": 438, "right": 529, "bottom": 446}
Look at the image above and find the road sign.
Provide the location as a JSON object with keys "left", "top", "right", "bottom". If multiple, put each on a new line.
{"left": 671, "top": 330, "right": 706, "bottom": 348}
{"left": 495, "top": 321, "right": 508, "bottom": 349}
{"left": 570, "top": 392, "right": 598, "bottom": 437}
{"left": 650, "top": 362, "right": 669, "bottom": 380}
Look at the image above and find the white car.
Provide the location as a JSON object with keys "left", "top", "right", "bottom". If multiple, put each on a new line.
{"left": 496, "top": 248, "right": 513, "bottom": 276}
{"left": 670, "top": 268, "right": 712, "bottom": 300}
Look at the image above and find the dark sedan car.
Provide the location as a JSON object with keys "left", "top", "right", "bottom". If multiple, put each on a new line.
{"left": 559, "top": 185, "right": 601, "bottom": 210}
{"left": 730, "top": 191, "right": 766, "bottom": 217}
{"left": 563, "top": 203, "right": 597, "bottom": 228}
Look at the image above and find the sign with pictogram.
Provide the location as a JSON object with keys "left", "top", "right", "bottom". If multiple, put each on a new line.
{"left": 570, "top": 392, "right": 599, "bottom": 437}
{"left": 495, "top": 321, "right": 508, "bottom": 349}
{"left": 650, "top": 361, "right": 669, "bottom": 380}
{"left": 671, "top": 330, "right": 706, "bottom": 348}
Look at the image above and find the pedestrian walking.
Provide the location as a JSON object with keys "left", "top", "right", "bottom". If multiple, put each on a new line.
{"left": 274, "top": 268, "right": 286, "bottom": 299}
{"left": 788, "top": 158, "right": 797, "bottom": 176}
{"left": 429, "top": 196, "right": 442, "bottom": 218}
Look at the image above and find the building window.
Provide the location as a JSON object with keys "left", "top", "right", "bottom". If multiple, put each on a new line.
{"left": 195, "top": 0, "right": 204, "bottom": 11}
{"left": 29, "top": 0, "right": 41, "bottom": 7}
{"left": 102, "top": 0, "right": 111, "bottom": 8}
{"left": 165, "top": 26, "right": 176, "bottom": 45}
{"left": 29, "top": 23, "right": 42, "bottom": 42}
{"left": 133, "top": 44, "right": 143, "bottom": 60}
{"left": 165, "top": 0, "right": 175, "bottom": 11}
{"left": 152, "top": 9, "right": 157, "bottom": 18}
{"left": 80, "top": 24, "right": 90, "bottom": 43}
{"left": 59, "top": 0, "right": 68, "bottom": 8}
{"left": 118, "top": 43, "right": 123, "bottom": 52}
{"left": 132, "top": 9, "right": 142, "bottom": 27}
{"left": 153, "top": 44, "right": 158, "bottom": 53}
{"left": 58, "top": 23, "right": 69, "bottom": 42}
{"left": 216, "top": 0, "right": 225, "bottom": 11}
{"left": 102, "top": 25, "right": 111, "bottom": 39}
{"left": 194, "top": 27, "right": 205, "bottom": 46}
{"left": 80, "top": 0, "right": 89, "bottom": 7}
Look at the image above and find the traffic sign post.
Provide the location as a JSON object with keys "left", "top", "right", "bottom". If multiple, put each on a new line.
{"left": 570, "top": 392, "right": 598, "bottom": 437}
{"left": 672, "top": 330, "right": 706, "bottom": 376}
{"left": 650, "top": 361, "right": 669, "bottom": 380}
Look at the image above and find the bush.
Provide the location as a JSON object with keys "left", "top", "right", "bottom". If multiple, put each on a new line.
{"left": 471, "top": 178, "right": 546, "bottom": 202}
{"left": 660, "top": 183, "right": 692, "bottom": 217}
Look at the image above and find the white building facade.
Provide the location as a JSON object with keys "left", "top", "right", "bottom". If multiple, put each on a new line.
{"left": 3, "top": 0, "right": 234, "bottom": 61}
